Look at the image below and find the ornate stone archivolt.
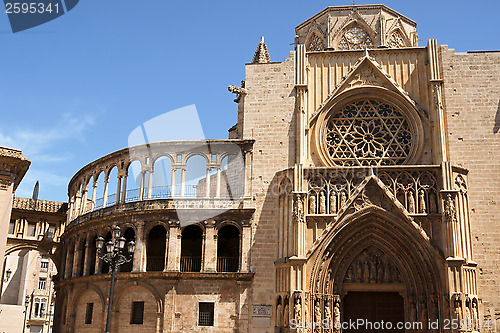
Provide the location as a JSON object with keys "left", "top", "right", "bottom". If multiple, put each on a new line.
{"left": 313, "top": 88, "right": 424, "bottom": 168}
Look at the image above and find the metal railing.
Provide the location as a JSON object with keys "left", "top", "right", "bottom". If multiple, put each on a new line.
{"left": 146, "top": 256, "right": 165, "bottom": 272}
{"left": 180, "top": 256, "right": 202, "bottom": 272}
{"left": 217, "top": 257, "right": 239, "bottom": 272}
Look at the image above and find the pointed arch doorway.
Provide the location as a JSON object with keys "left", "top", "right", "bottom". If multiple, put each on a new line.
{"left": 343, "top": 291, "right": 404, "bottom": 333}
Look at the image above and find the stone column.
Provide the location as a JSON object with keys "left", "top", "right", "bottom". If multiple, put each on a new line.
{"left": 203, "top": 221, "right": 217, "bottom": 272}
{"left": 147, "top": 171, "right": 153, "bottom": 199}
{"left": 72, "top": 240, "right": 80, "bottom": 277}
{"left": 102, "top": 178, "right": 109, "bottom": 208}
{"left": 91, "top": 181, "right": 97, "bottom": 210}
{"left": 83, "top": 236, "right": 91, "bottom": 276}
{"left": 132, "top": 222, "right": 146, "bottom": 272}
{"left": 166, "top": 223, "right": 180, "bottom": 271}
{"left": 170, "top": 168, "right": 176, "bottom": 198}
{"left": 180, "top": 167, "right": 186, "bottom": 198}
{"left": 121, "top": 174, "right": 127, "bottom": 203}
{"left": 241, "top": 224, "right": 251, "bottom": 272}
{"left": 116, "top": 175, "right": 122, "bottom": 204}
{"left": 205, "top": 168, "right": 211, "bottom": 198}
{"left": 216, "top": 168, "right": 221, "bottom": 198}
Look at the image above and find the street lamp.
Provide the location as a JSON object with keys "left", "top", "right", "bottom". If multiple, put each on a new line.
{"left": 96, "top": 225, "right": 135, "bottom": 333}
{"left": 22, "top": 294, "right": 31, "bottom": 333}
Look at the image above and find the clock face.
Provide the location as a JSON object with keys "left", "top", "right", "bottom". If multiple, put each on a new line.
{"left": 338, "top": 26, "right": 373, "bottom": 50}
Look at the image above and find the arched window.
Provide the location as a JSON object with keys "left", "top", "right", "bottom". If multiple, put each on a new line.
{"left": 78, "top": 238, "right": 86, "bottom": 277}
{"left": 146, "top": 226, "right": 166, "bottom": 271}
{"left": 126, "top": 160, "right": 142, "bottom": 202}
{"left": 180, "top": 225, "right": 203, "bottom": 272}
{"left": 120, "top": 228, "right": 135, "bottom": 272}
{"left": 185, "top": 155, "right": 207, "bottom": 198}
{"left": 88, "top": 236, "right": 97, "bottom": 275}
{"left": 152, "top": 156, "right": 172, "bottom": 199}
{"left": 217, "top": 225, "right": 240, "bottom": 272}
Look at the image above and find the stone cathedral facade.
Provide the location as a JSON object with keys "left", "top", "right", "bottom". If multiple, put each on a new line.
{"left": 29, "top": 4, "right": 498, "bottom": 333}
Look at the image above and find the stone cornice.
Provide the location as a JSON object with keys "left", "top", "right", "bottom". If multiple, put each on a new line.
{"left": 0, "top": 146, "right": 30, "bottom": 190}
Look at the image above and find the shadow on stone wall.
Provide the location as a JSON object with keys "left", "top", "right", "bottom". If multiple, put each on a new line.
{"left": 494, "top": 99, "right": 500, "bottom": 134}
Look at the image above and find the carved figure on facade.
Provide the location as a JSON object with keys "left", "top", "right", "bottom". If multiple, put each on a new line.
{"left": 333, "top": 301, "right": 341, "bottom": 331}
{"left": 293, "top": 193, "right": 305, "bottom": 224}
{"left": 319, "top": 191, "right": 326, "bottom": 214}
{"left": 329, "top": 192, "right": 337, "bottom": 214}
{"left": 309, "top": 194, "right": 317, "bottom": 214}
{"left": 419, "top": 189, "right": 427, "bottom": 213}
{"left": 444, "top": 193, "right": 457, "bottom": 223}
{"left": 314, "top": 299, "right": 322, "bottom": 330}
{"left": 407, "top": 190, "right": 416, "bottom": 213}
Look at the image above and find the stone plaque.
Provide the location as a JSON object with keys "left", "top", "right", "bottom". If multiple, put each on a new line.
{"left": 252, "top": 304, "right": 272, "bottom": 317}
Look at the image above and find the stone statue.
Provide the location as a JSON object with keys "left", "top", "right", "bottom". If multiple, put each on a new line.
{"left": 377, "top": 260, "right": 384, "bottom": 283}
{"left": 295, "top": 297, "right": 302, "bottom": 321}
{"left": 345, "top": 266, "right": 353, "bottom": 282}
{"left": 309, "top": 194, "right": 316, "bottom": 214}
{"left": 429, "top": 191, "right": 438, "bottom": 213}
{"left": 472, "top": 301, "right": 478, "bottom": 330}
{"left": 325, "top": 270, "right": 331, "bottom": 292}
{"left": 319, "top": 191, "right": 326, "bottom": 214}
{"left": 454, "top": 300, "right": 462, "bottom": 323}
{"left": 284, "top": 302, "right": 289, "bottom": 327}
{"left": 330, "top": 192, "right": 337, "bottom": 214}
{"left": 363, "top": 261, "right": 370, "bottom": 283}
{"left": 430, "top": 300, "right": 439, "bottom": 323}
{"left": 420, "top": 303, "right": 428, "bottom": 327}
{"left": 314, "top": 300, "right": 321, "bottom": 323}
{"left": 410, "top": 302, "right": 417, "bottom": 323}
{"left": 333, "top": 302, "right": 341, "bottom": 330}
{"left": 383, "top": 261, "right": 391, "bottom": 283}
{"left": 356, "top": 261, "right": 363, "bottom": 283}
{"left": 419, "top": 189, "right": 427, "bottom": 213}
{"left": 465, "top": 305, "right": 471, "bottom": 330}
{"left": 324, "top": 299, "right": 332, "bottom": 323}
{"left": 340, "top": 191, "right": 347, "bottom": 208}
{"left": 408, "top": 191, "right": 416, "bottom": 213}
{"left": 369, "top": 260, "right": 376, "bottom": 283}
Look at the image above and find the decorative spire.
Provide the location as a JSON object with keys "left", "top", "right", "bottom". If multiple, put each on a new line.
{"left": 252, "top": 36, "right": 271, "bottom": 64}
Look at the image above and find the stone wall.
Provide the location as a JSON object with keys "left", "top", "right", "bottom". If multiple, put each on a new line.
{"left": 240, "top": 54, "right": 296, "bottom": 331}
{"left": 442, "top": 47, "right": 500, "bottom": 330}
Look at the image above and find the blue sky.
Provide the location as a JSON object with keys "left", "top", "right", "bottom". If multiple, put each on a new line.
{"left": 0, "top": 0, "right": 498, "bottom": 202}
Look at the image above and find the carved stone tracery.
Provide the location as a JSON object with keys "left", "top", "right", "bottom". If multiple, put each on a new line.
{"left": 324, "top": 99, "right": 413, "bottom": 166}
{"left": 337, "top": 25, "right": 373, "bottom": 50}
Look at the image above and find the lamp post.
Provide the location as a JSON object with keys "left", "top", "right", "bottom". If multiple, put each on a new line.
{"left": 96, "top": 225, "right": 135, "bottom": 333}
{"left": 22, "top": 294, "right": 31, "bottom": 333}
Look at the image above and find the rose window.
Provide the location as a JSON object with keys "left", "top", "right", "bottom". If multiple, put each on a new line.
{"left": 338, "top": 26, "right": 373, "bottom": 50}
{"left": 324, "top": 99, "right": 413, "bottom": 166}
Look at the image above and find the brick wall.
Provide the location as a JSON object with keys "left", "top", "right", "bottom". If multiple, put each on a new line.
{"left": 442, "top": 47, "right": 500, "bottom": 330}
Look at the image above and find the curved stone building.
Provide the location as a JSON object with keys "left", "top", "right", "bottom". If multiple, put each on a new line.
{"left": 51, "top": 4, "right": 500, "bottom": 333}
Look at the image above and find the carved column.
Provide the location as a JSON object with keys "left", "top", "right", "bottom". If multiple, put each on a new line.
{"left": 71, "top": 241, "right": 79, "bottom": 278}
{"left": 132, "top": 222, "right": 146, "bottom": 272}
{"left": 139, "top": 171, "right": 145, "bottom": 199}
{"left": 91, "top": 181, "right": 97, "bottom": 210}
